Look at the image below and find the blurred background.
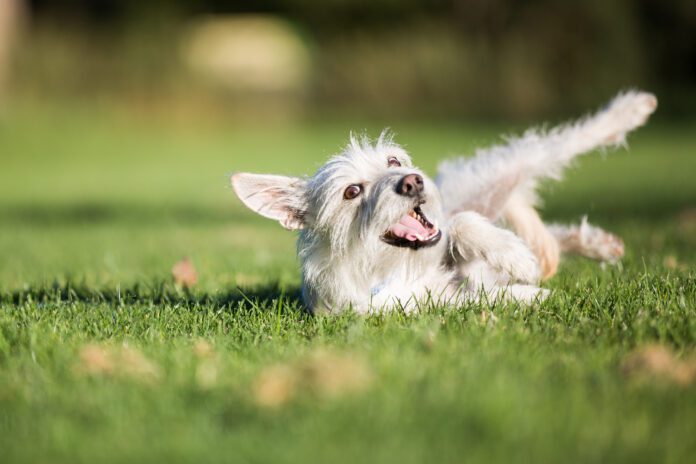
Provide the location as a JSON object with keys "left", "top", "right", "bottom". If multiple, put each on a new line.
{"left": 0, "top": 0, "right": 694, "bottom": 290}
{"left": 1, "top": 0, "right": 695, "bottom": 120}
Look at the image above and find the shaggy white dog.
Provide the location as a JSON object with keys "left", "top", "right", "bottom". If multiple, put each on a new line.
{"left": 232, "top": 91, "right": 657, "bottom": 314}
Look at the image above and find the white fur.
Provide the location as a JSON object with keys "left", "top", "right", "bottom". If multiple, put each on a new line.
{"left": 437, "top": 90, "right": 658, "bottom": 218}
{"left": 231, "top": 91, "right": 657, "bottom": 314}
{"left": 548, "top": 217, "right": 625, "bottom": 263}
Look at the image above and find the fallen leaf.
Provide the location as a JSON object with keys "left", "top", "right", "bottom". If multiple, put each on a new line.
{"left": 193, "top": 339, "right": 215, "bottom": 358}
{"left": 75, "top": 343, "right": 161, "bottom": 384}
{"left": 78, "top": 343, "right": 114, "bottom": 375}
{"left": 302, "top": 350, "right": 373, "bottom": 399}
{"left": 120, "top": 345, "right": 161, "bottom": 383}
{"left": 663, "top": 255, "right": 678, "bottom": 269}
{"left": 172, "top": 258, "right": 198, "bottom": 287}
{"left": 252, "top": 349, "right": 373, "bottom": 408}
{"left": 621, "top": 344, "right": 696, "bottom": 386}
{"left": 253, "top": 364, "right": 298, "bottom": 408}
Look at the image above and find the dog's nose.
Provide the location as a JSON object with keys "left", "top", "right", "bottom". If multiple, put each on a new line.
{"left": 396, "top": 174, "right": 424, "bottom": 197}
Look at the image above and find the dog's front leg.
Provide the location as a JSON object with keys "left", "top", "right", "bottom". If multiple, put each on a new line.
{"left": 448, "top": 211, "right": 540, "bottom": 284}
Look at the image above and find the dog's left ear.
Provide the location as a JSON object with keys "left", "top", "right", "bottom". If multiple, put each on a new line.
{"left": 231, "top": 173, "right": 308, "bottom": 230}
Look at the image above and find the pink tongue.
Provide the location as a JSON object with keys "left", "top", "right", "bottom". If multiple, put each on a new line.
{"left": 390, "top": 215, "right": 429, "bottom": 241}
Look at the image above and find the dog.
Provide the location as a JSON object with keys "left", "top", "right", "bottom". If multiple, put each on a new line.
{"left": 231, "top": 90, "right": 657, "bottom": 314}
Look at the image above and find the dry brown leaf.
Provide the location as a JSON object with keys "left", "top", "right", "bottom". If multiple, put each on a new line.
{"left": 621, "top": 344, "right": 696, "bottom": 386}
{"left": 253, "top": 364, "right": 298, "bottom": 408}
{"left": 252, "top": 349, "right": 373, "bottom": 408}
{"left": 193, "top": 339, "right": 215, "bottom": 358}
{"left": 119, "top": 345, "right": 161, "bottom": 383}
{"left": 302, "top": 350, "right": 373, "bottom": 398}
{"left": 172, "top": 258, "right": 198, "bottom": 288}
{"left": 78, "top": 343, "right": 114, "bottom": 375}
{"left": 663, "top": 255, "right": 678, "bottom": 270}
{"left": 75, "top": 343, "right": 161, "bottom": 384}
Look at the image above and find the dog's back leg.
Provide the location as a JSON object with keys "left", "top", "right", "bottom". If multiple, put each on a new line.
{"left": 547, "top": 218, "right": 624, "bottom": 264}
{"left": 436, "top": 90, "right": 657, "bottom": 220}
{"left": 503, "top": 195, "right": 624, "bottom": 278}
{"left": 502, "top": 195, "right": 560, "bottom": 280}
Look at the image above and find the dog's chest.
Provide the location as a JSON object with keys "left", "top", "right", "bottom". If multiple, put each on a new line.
{"left": 368, "top": 263, "right": 455, "bottom": 310}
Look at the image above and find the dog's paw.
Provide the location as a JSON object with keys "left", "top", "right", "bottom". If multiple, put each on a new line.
{"left": 603, "top": 91, "right": 658, "bottom": 143}
{"left": 487, "top": 231, "right": 541, "bottom": 284}
{"left": 612, "top": 91, "right": 657, "bottom": 125}
{"left": 597, "top": 232, "right": 624, "bottom": 263}
{"left": 579, "top": 222, "right": 625, "bottom": 263}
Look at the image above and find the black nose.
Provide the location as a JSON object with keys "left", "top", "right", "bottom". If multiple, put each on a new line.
{"left": 396, "top": 174, "right": 424, "bottom": 197}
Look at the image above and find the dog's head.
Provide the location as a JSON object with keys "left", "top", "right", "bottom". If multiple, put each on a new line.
{"left": 231, "top": 133, "right": 444, "bottom": 258}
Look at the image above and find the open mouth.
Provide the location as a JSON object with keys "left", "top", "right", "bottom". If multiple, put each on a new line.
{"left": 381, "top": 205, "right": 442, "bottom": 249}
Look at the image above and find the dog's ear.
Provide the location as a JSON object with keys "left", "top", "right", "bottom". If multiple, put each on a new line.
{"left": 231, "top": 173, "right": 308, "bottom": 230}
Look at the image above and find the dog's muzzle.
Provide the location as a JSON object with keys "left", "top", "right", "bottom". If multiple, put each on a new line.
{"left": 381, "top": 203, "right": 441, "bottom": 250}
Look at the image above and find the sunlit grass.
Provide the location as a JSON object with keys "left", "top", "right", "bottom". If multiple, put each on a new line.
{"left": 0, "top": 104, "right": 694, "bottom": 463}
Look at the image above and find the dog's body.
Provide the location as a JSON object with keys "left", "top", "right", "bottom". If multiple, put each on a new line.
{"left": 232, "top": 91, "right": 657, "bottom": 314}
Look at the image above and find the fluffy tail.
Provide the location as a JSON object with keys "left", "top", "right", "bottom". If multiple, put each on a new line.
{"left": 436, "top": 90, "right": 658, "bottom": 219}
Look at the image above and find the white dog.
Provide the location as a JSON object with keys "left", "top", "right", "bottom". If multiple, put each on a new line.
{"left": 232, "top": 91, "right": 657, "bottom": 314}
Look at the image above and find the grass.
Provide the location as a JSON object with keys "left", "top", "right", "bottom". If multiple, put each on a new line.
{"left": 0, "top": 103, "right": 695, "bottom": 463}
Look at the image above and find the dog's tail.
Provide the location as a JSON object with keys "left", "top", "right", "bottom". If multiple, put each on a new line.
{"left": 435, "top": 90, "right": 657, "bottom": 220}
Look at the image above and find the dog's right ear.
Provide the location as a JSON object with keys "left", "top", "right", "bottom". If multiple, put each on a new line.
{"left": 231, "top": 173, "right": 308, "bottom": 230}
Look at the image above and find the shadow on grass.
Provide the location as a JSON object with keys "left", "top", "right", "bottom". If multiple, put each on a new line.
{"left": 1, "top": 195, "right": 693, "bottom": 227}
{"left": 0, "top": 280, "right": 307, "bottom": 315}
{"left": 0, "top": 202, "right": 259, "bottom": 226}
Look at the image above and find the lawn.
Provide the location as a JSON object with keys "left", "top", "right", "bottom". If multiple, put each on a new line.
{"left": 0, "top": 103, "right": 694, "bottom": 463}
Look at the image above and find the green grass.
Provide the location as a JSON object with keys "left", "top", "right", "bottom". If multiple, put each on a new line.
{"left": 0, "top": 104, "right": 695, "bottom": 463}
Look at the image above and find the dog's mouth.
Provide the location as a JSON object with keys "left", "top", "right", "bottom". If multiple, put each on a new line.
{"left": 381, "top": 205, "right": 442, "bottom": 249}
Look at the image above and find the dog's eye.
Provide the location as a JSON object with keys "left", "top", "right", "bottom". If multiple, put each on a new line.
{"left": 387, "top": 157, "right": 401, "bottom": 167}
{"left": 343, "top": 184, "right": 362, "bottom": 200}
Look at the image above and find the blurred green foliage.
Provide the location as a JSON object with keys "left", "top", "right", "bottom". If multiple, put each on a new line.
{"left": 9, "top": 0, "right": 696, "bottom": 120}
